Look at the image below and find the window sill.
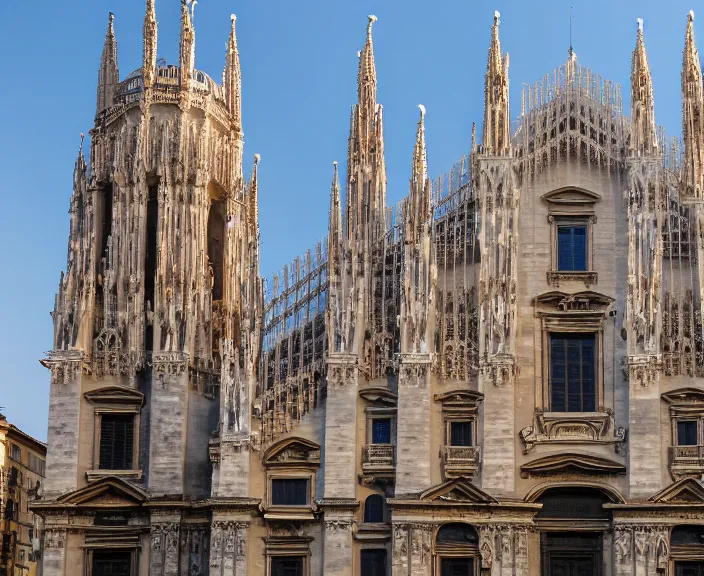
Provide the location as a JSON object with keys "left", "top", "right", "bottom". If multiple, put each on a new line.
{"left": 86, "top": 469, "right": 143, "bottom": 483}
{"left": 547, "top": 270, "right": 598, "bottom": 288}
{"left": 262, "top": 505, "right": 316, "bottom": 521}
{"left": 354, "top": 523, "right": 391, "bottom": 542}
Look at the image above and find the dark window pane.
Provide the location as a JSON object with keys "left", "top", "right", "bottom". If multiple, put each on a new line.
{"left": 450, "top": 421, "right": 472, "bottom": 446}
{"left": 372, "top": 419, "right": 391, "bottom": 444}
{"left": 271, "top": 556, "right": 304, "bottom": 576}
{"left": 361, "top": 549, "right": 387, "bottom": 576}
{"left": 436, "top": 523, "right": 479, "bottom": 544}
{"left": 271, "top": 479, "right": 309, "bottom": 506}
{"left": 678, "top": 421, "right": 699, "bottom": 446}
{"left": 99, "top": 414, "right": 134, "bottom": 470}
{"left": 93, "top": 550, "right": 132, "bottom": 576}
{"left": 550, "top": 334, "right": 596, "bottom": 412}
{"left": 557, "top": 225, "right": 588, "bottom": 271}
{"left": 363, "top": 495, "right": 385, "bottom": 523}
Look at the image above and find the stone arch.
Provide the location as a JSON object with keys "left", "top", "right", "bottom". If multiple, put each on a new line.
{"left": 524, "top": 481, "right": 626, "bottom": 504}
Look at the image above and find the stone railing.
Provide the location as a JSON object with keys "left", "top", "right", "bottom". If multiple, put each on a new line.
{"left": 670, "top": 445, "right": 704, "bottom": 477}
{"left": 361, "top": 444, "right": 396, "bottom": 483}
{"left": 441, "top": 445, "right": 481, "bottom": 479}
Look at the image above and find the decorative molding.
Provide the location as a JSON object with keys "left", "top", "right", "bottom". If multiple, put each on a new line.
{"left": 546, "top": 271, "right": 598, "bottom": 288}
{"left": 359, "top": 387, "right": 398, "bottom": 406}
{"left": 434, "top": 390, "right": 484, "bottom": 405}
{"left": 649, "top": 477, "right": 704, "bottom": 503}
{"left": 55, "top": 475, "right": 148, "bottom": 506}
{"left": 262, "top": 436, "right": 320, "bottom": 468}
{"left": 520, "top": 452, "right": 626, "bottom": 476}
{"left": 541, "top": 187, "right": 602, "bottom": 206}
{"left": 84, "top": 385, "right": 144, "bottom": 407}
{"left": 418, "top": 479, "right": 497, "bottom": 504}
{"left": 628, "top": 354, "right": 662, "bottom": 388}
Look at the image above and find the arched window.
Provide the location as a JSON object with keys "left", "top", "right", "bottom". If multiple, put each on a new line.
{"left": 363, "top": 494, "right": 384, "bottom": 523}
{"left": 207, "top": 196, "right": 226, "bottom": 301}
{"left": 671, "top": 525, "right": 704, "bottom": 547}
{"left": 435, "top": 523, "right": 478, "bottom": 576}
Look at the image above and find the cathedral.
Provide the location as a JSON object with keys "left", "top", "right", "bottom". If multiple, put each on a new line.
{"left": 30, "top": 1, "right": 704, "bottom": 574}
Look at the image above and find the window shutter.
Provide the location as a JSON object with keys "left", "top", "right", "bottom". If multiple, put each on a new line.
{"left": 557, "top": 227, "right": 573, "bottom": 270}
{"left": 363, "top": 495, "right": 385, "bottom": 523}
{"left": 678, "top": 421, "right": 698, "bottom": 446}
{"left": 567, "top": 338, "right": 583, "bottom": 412}
{"left": 581, "top": 337, "right": 596, "bottom": 411}
{"left": 100, "top": 414, "right": 134, "bottom": 470}
{"left": 573, "top": 226, "right": 587, "bottom": 270}
{"left": 361, "top": 550, "right": 387, "bottom": 576}
{"left": 372, "top": 419, "right": 391, "bottom": 444}
{"left": 550, "top": 336, "right": 567, "bottom": 411}
{"left": 450, "top": 422, "right": 472, "bottom": 447}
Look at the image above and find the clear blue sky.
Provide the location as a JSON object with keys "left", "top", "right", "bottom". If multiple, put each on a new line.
{"left": 0, "top": 0, "right": 695, "bottom": 440}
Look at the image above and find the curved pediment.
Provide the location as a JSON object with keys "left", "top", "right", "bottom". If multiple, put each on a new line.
{"left": 56, "top": 476, "right": 148, "bottom": 507}
{"left": 521, "top": 453, "right": 626, "bottom": 476}
{"left": 661, "top": 387, "right": 704, "bottom": 405}
{"left": 84, "top": 386, "right": 144, "bottom": 406}
{"left": 262, "top": 436, "right": 321, "bottom": 468}
{"left": 541, "top": 187, "right": 602, "bottom": 206}
{"left": 359, "top": 387, "right": 397, "bottom": 406}
{"left": 649, "top": 478, "right": 704, "bottom": 504}
{"left": 419, "top": 479, "right": 497, "bottom": 504}
{"left": 434, "top": 390, "right": 484, "bottom": 405}
{"left": 533, "top": 290, "right": 614, "bottom": 311}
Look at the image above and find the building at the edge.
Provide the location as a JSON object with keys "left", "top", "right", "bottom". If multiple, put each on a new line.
{"left": 30, "top": 0, "right": 704, "bottom": 574}
{"left": 1, "top": 415, "right": 46, "bottom": 576}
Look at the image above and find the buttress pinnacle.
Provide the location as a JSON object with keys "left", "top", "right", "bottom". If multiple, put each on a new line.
{"left": 224, "top": 14, "right": 242, "bottom": 130}
{"left": 143, "top": 0, "right": 158, "bottom": 88}
{"left": 328, "top": 161, "right": 343, "bottom": 270}
{"left": 179, "top": 0, "right": 195, "bottom": 89}
{"left": 96, "top": 12, "right": 119, "bottom": 114}
{"left": 630, "top": 18, "right": 658, "bottom": 154}
{"left": 358, "top": 15, "right": 378, "bottom": 112}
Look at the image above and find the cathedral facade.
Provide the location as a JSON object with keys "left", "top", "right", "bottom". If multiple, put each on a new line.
{"left": 32, "top": 2, "right": 704, "bottom": 575}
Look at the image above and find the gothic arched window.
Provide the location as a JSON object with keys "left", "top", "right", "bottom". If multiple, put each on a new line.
{"left": 363, "top": 494, "right": 385, "bottom": 523}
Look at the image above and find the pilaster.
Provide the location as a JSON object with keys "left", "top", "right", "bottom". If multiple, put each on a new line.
{"left": 323, "top": 354, "right": 358, "bottom": 498}
{"left": 613, "top": 524, "right": 669, "bottom": 576}
{"left": 392, "top": 523, "right": 432, "bottom": 576}
{"left": 478, "top": 525, "right": 530, "bottom": 576}
{"left": 42, "top": 352, "right": 83, "bottom": 498}
{"left": 41, "top": 526, "right": 68, "bottom": 576}
{"left": 323, "top": 514, "right": 355, "bottom": 576}
{"left": 209, "top": 517, "right": 249, "bottom": 576}
{"left": 149, "top": 511, "right": 182, "bottom": 576}
{"left": 395, "top": 355, "right": 432, "bottom": 494}
{"left": 148, "top": 352, "right": 189, "bottom": 495}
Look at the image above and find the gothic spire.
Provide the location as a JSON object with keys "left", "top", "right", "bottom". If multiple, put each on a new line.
{"left": 143, "top": 0, "right": 158, "bottom": 88}
{"left": 96, "top": 12, "right": 119, "bottom": 114}
{"left": 407, "top": 105, "right": 431, "bottom": 244}
{"left": 179, "top": 0, "right": 195, "bottom": 89}
{"left": 224, "top": 14, "right": 242, "bottom": 131}
{"left": 630, "top": 18, "right": 658, "bottom": 154}
{"left": 328, "top": 161, "right": 343, "bottom": 268}
{"left": 682, "top": 10, "right": 704, "bottom": 195}
{"left": 482, "top": 11, "right": 510, "bottom": 156}
{"left": 249, "top": 154, "right": 260, "bottom": 233}
{"left": 358, "top": 15, "right": 378, "bottom": 117}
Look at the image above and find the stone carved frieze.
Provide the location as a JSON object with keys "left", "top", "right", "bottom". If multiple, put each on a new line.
{"left": 326, "top": 357, "right": 358, "bottom": 391}
{"left": 324, "top": 519, "right": 355, "bottom": 535}
{"left": 44, "top": 528, "right": 67, "bottom": 550}
{"left": 627, "top": 354, "right": 662, "bottom": 388}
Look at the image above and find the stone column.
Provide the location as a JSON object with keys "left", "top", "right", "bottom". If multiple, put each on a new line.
{"left": 627, "top": 358, "right": 663, "bottom": 498}
{"left": 149, "top": 512, "right": 181, "bottom": 576}
{"left": 43, "top": 353, "right": 82, "bottom": 498}
{"left": 323, "top": 517, "right": 355, "bottom": 576}
{"left": 148, "top": 353, "right": 189, "bottom": 495}
{"left": 396, "top": 356, "right": 432, "bottom": 494}
{"left": 209, "top": 519, "right": 249, "bottom": 576}
{"left": 41, "top": 527, "right": 67, "bottom": 576}
{"left": 391, "top": 523, "right": 411, "bottom": 576}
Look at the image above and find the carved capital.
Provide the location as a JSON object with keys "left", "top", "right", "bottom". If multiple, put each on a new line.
{"left": 44, "top": 528, "right": 67, "bottom": 549}
{"left": 326, "top": 354, "right": 358, "bottom": 390}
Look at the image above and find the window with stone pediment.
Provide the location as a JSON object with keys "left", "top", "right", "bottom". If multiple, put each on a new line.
{"left": 84, "top": 387, "right": 144, "bottom": 482}
{"left": 434, "top": 391, "right": 483, "bottom": 479}
{"left": 542, "top": 187, "right": 600, "bottom": 287}
{"left": 549, "top": 333, "right": 596, "bottom": 412}
{"left": 663, "top": 388, "right": 704, "bottom": 477}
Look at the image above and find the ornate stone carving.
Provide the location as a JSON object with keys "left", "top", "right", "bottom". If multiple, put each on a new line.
{"left": 44, "top": 528, "right": 67, "bottom": 550}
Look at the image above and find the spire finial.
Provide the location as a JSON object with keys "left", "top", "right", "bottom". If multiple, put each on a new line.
{"left": 224, "top": 11, "right": 242, "bottom": 129}
{"left": 79, "top": 133, "right": 85, "bottom": 155}
{"left": 357, "top": 14, "right": 378, "bottom": 114}
{"left": 143, "top": 0, "right": 158, "bottom": 88}
{"left": 630, "top": 15, "right": 657, "bottom": 154}
{"left": 179, "top": 0, "right": 195, "bottom": 88}
{"left": 97, "top": 11, "right": 119, "bottom": 114}
{"left": 690, "top": 9, "right": 695, "bottom": 21}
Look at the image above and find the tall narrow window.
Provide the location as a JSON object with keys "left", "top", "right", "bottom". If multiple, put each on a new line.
{"left": 207, "top": 200, "right": 225, "bottom": 301}
{"left": 450, "top": 421, "right": 473, "bottom": 447}
{"left": 361, "top": 550, "right": 387, "bottom": 576}
{"left": 557, "top": 225, "right": 587, "bottom": 271}
{"left": 678, "top": 421, "right": 699, "bottom": 446}
{"left": 550, "top": 333, "right": 596, "bottom": 412}
{"left": 144, "top": 185, "right": 158, "bottom": 350}
{"left": 101, "top": 184, "right": 114, "bottom": 260}
{"left": 99, "top": 414, "right": 134, "bottom": 470}
{"left": 372, "top": 418, "right": 391, "bottom": 444}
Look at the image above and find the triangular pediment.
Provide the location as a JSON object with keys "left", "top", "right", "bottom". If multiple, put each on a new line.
{"left": 541, "top": 187, "right": 601, "bottom": 206}
{"left": 521, "top": 453, "right": 626, "bottom": 476}
{"left": 359, "top": 387, "right": 398, "bottom": 406}
{"left": 434, "top": 390, "right": 484, "bottom": 405}
{"left": 56, "top": 476, "right": 148, "bottom": 507}
{"left": 419, "top": 479, "right": 497, "bottom": 504}
{"left": 649, "top": 478, "right": 704, "bottom": 504}
{"left": 661, "top": 387, "right": 704, "bottom": 405}
{"left": 84, "top": 386, "right": 144, "bottom": 406}
{"left": 262, "top": 436, "right": 321, "bottom": 467}
{"left": 533, "top": 291, "right": 614, "bottom": 310}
